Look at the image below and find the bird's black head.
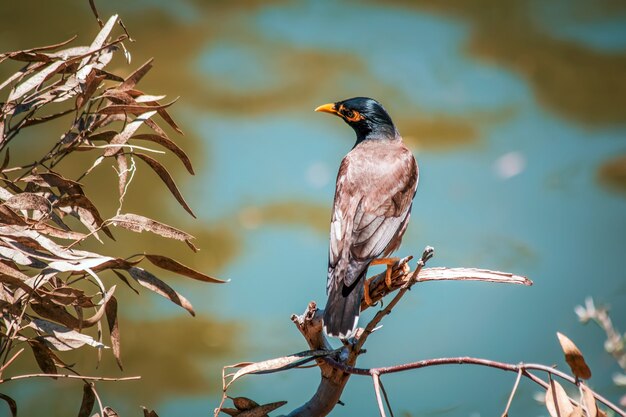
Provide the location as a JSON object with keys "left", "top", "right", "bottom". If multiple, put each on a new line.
{"left": 315, "top": 97, "right": 398, "bottom": 143}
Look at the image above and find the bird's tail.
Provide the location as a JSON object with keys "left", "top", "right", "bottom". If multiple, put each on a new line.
{"left": 323, "top": 272, "right": 365, "bottom": 339}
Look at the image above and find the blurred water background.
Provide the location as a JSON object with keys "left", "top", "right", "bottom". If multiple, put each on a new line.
{"left": 1, "top": 1, "right": 625, "bottom": 416}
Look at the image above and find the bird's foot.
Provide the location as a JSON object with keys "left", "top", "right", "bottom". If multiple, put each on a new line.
{"left": 371, "top": 257, "right": 400, "bottom": 289}
{"left": 363, "top": 276, "right": 376, "bottom": 306}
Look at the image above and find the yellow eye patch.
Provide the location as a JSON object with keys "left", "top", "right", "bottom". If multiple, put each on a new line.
{"left": 338, "top": 105, "right": 364, "bottom": 122}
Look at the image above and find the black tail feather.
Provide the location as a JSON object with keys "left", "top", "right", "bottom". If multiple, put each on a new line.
{"left": 323, "top": 274, "right": 365, "bottom": 339}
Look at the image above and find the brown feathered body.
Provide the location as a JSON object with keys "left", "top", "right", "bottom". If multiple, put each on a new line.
{"left": 323, "top": 138, "right": 418, "bottom": 338}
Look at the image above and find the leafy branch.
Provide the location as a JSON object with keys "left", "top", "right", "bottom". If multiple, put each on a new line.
{"left": 0, "top": 8, "right": 221, "bottom": 417}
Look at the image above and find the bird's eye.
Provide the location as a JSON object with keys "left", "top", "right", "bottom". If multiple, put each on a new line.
{"left": 344, "top": 109, "right": 355, "bottom": 119}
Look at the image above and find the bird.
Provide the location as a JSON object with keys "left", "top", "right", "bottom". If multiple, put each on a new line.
{"left": 315, "top": 97, "right": 419, "bottom": 339}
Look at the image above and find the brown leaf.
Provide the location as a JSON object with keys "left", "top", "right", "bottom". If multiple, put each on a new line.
{"left": 220, "top": 408, "right": 241, "bottom": 416}
{"left": 1, "top": 148, "right": 10, "bottom": 171}
{"left": 0, "top": 393, "right": 17, "bottom": 417}
{"left": 21, "top": 172, "right": 84, "bottom": 195}
{"left": 7, "top": 61, "right": 65, "bottom": 102}
{"left": 127, "top": 266, "right": 195, "bottom": 316}
{"left": 120, "top": 59, "right": 154, "bottom": 91}
{"left": 116, "top": 153, "right": 129, "bottom": 198}
{"left": 226, "top": 350, "right": 328, "bottom": 389}
{"left": 0, "top": 205, "right": 27, "bottom": 226}
{"left": 144, "top": 254, "right": 226, "bottom": 283}
{"left": 57, "top": 194, "right": 114, "bottom": 240}
{"left": 28, "top": 339, "right": 58, "bottom": 374}
{"left": 111, "top": 269, "right": 139, "bottom": 294}
{"left": 88, "top": 130, "right": 118, "bottom": 142}
{"left": 109, "top": 213, "right": 194, "bottom": 243}
{"left": 133, "top": 133, "right": 194, "bottom": 174}
{"left": 127, "top": 90, "right": 183, "bottom": 134}
{"left": 105, "top": 295, "right": 123, "bottom": 370}
{"left": 557, "top": 332, "right": 592, "bottom": 379}
{"left": 141, "top": 406, "right": 160, "bottom": 417}
{"left": 0, "top": 261, "right": 33, "bottom": 292}
{"left": 76, "top": 69, "right": 105, "bottom": 110}
{"left": 77, "top": 383, "right": 95, "bottom": 417}
{"left": 103, "top": 406, "right": 121, "bottom": 417}
{"left": 29, "top": 318, "right": 107, "bottom": 351}
{"left": 21, "top": 108, "right": 75, "bottom": 128}
{"left": 233, "top": 397, "right": 259, "bottom": 411}
{"left": 4, "top": 193, "right": 50, "bottom": 213}
{"left": 135, "top": 152, "right": 195, "bottom": 217}
{"left": 580, "top": 383, "right": 597, "bottom": 417}
{"left": 237, "top": 401, "right": 288, "bottom": 417}
{"left": 0, "top": 35, "right": 77, "bottom": 64}
{"left": 96, "top": 99, "right": 177, "bottom": 116}
{"left": 102, "top": 110, "right": 157, "bottom": 157}
{"left": 545, "top": 379, "right": 574, "bottom": 417}
{"left": 29, "top": 222, "right": 86, "bottom": 241}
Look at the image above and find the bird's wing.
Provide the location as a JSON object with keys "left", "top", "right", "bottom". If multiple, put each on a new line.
{"left": 328, "top": 145, "right": 418, "bottom": 290}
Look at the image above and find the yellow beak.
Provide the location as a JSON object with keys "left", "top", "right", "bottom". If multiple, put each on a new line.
{"left": 314, "top": 103, "right": 338, "bottom": 115}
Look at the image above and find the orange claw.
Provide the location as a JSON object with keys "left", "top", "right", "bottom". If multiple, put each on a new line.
{"left": 363, "top": 276, "right": 375, "bottom": 306}
{"left": 371, "top": 257, "right": 399, "bottom": 289}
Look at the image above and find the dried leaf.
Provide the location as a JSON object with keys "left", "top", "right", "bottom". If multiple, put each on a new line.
{"left": 233, "top": 397, "right": 259, "bottom": 411}
{"left": 1, "top": 148, "right": 10, "bottom": 171}
{"left": 0, "top": 260, "right": 33, "bottom": 291}
{"left": 29, "top": 318, "right": 107, "bottom": 351}
{"left": 77, "top": 383, "right": 95, "bottom": 417}
{"left": 116, "top": 153, "right": 128, "bottom": 198}
{"left": 144, "top": 254, "right": 226, "bottom": 283}
{"left": 237, "top": 401, "right": 287, "bottom": 417}
{"left": 581, "top": 384, "right": 597, "bottom": 417}
{"left": 76, "top": 69, "right": 105, "bottom": 109}
{"left": 0, "top": 244, "right": 47, "bottom": 268}
{"left": 102, "top": 110, "right": 157, "bottom": 156}
{"left": 21, "top": 108, "right": 75, "bottom": 128}
{"left": 220, "top": 408, "right": 241, "bottom": 416}
{"left": 557, "top": 332, "right": 592, "bottom": 379}
{"left": 111, "top": 269, "right": 139, "bottom": 294}
{"left": 96, "top": 100, "right": 176, "bottom": 116}
{"left": 120, "top": 59, "right": 153, "bottom": 91}
{"left": 7, "top": 61, "right": 65, "bottom": 102}
{"left": 47, "top": 256, "right": 114, "bottom": 273}
{"left": 127, "top": 266, "right": 195, "bottom": 316}
{"left": 21, "top": 172, "right": 83, "bottom": 195}
{"left": 105, "top": 295, "right": 123, "bottom": 370}
{"left": 103, "top": 407, "right": 120, "bottom": 417}
{"left": 545, "top": 379, "right": 574, "bottom": 417}
{"left": 86, "top": 15, "right": 118, "bottom": 56}
{"left": 0, "top": 393, "right": 17, "bottom": 417}
{"left": 141, "top": 406, "right": 159, "bottom": 417}
{"left": 135, "top": 152, "right": 195, "bottom": 217}
{"left": 109, "top": 213, "right": 194, "bottom": 243}
{"left": 0, "top": 205, "right": 26, "bottom": 226}
{"left": 227, "top": 350, "right": 327, "bottom": 389}
{"left": 133, "top": 133, "right": 194, "bottom": 174}
{"left": 57, "top": 194, "right": 114, "bottom": 240}
{"left": 31, "top": 299, "right": 83, "bottom": 329}
{"left": 28, "top": 339, "right": 58, "bottom": 374}
{"left": 0, "top": 35, "right": 77, "bottom": 64}
{"left": 4, "top": 193, "right": 50, "bottom": 213}
{"left": 88, "top": 130, "right": 118, "bottom": 142}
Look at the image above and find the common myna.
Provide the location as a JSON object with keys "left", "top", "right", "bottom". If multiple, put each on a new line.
{"left": 315, "top": 97, "right": 419, "bottom": 339}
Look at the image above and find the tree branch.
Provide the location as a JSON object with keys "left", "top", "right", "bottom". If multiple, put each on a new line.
{"left": 0, "top": 373, "right": 140, "bottom": 384}
{"left": 216, "top": 246, "right": 623, "bottom": 417}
